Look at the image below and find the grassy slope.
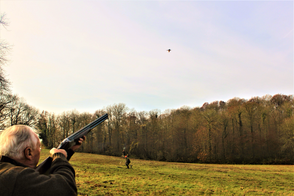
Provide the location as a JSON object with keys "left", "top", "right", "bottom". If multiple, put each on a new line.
{"left": 39, "top": 149, "right": 294, "bottom": 196}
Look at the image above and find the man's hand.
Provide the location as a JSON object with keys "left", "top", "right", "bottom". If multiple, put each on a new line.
{"left": 49, "top": 136, "right": 85, "bottom": 158}
{"left": 50, "top": 148, "right": 67, "bottom": 158}
{"left": 70, "top": 136, "right": 86, "bottom": 151}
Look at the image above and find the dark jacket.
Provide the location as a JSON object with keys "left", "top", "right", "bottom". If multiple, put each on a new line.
{"left": 125, "top": 157, "right": 130, "bottom": 165}
{"left": 0, "top": 153, "right": 77, "bottom": 196}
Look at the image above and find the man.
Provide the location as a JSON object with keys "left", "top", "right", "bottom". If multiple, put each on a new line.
{"left": 125, "top": 155, "right": 131, "bottom": 169}
{"left": 0, "top": 125, "right": 85, "bottom": 196}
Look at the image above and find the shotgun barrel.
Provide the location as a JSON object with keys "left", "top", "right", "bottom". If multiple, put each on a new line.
{"left": 57, "top": 113, "right": 108, "bottom": 150}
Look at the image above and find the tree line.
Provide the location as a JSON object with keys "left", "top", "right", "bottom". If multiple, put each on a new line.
{"left": 36, "top": 95, "right": 294, "bottom": 164}
{"left": 0, "top": 15, "right": 293, "bottom": 164}
{"left": 1, "top": 90, "right": 294, "bottom": 164}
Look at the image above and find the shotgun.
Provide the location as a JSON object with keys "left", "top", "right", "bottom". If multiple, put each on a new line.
{"left": 36, "top": 113, "right": 108, "bottom": 174}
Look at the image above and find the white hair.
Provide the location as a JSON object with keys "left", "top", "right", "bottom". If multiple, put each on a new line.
{"left": 0, "top": 125, "right": 39, "bottom": 159}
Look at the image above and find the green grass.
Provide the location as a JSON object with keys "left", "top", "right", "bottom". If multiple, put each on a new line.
{"left": 39, "top": 149, "right": 294, "bottom": 195}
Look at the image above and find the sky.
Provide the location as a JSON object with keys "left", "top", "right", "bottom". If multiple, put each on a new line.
{"left": 0, "top": 0, "right": 293, "bottom": 114}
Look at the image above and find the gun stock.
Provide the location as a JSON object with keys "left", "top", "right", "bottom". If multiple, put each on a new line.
{"left": 36, "top": 113, "right": 108, "bottom": 174}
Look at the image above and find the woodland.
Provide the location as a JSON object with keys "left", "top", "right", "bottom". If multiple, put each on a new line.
{"left": 0, "top": 15, "right": 293, "bottom": 164}
{"left": 36, "top": 95, "right": 294, "bottom": 164}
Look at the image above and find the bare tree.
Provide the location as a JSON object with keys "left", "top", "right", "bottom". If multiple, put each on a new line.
{"left": 0, "top": 14, "right": 10, "bottom": 91}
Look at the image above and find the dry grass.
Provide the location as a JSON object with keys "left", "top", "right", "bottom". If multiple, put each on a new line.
{"left": 39, "top": 149, "right": 294, "bottom": 195}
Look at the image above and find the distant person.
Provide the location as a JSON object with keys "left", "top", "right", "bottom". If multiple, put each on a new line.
{"left": 125, "top": 155, "right": 131, "bottom": 169}
{"left": 0, "top": 125, "right": 85, "bottom": 196}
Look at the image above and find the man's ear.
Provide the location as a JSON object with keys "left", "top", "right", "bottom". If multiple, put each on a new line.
{"left": 24, "top": 147, "right": 33, "bottom": 160}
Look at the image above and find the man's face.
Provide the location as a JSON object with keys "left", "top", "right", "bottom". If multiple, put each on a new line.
{"left": 31, "top": 133, "right": 41, "bottom": 167}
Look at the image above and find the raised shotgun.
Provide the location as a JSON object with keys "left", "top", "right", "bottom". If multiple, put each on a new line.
{"left": 36, "top": 113, "right": 108, "bottom": 174}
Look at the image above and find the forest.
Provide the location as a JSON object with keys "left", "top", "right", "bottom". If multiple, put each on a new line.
{"left": 1, "top": 92, "right": 294, "bottom": 164}
{"left": 35, "top": 95, "right": 293, "bottom": 164}
{"left": 0, "top": 15, "right": 293, "bottom": 164}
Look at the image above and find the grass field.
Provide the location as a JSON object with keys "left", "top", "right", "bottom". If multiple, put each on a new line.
{"left": 39, "top": 149, "right": 294, "bottom": 196}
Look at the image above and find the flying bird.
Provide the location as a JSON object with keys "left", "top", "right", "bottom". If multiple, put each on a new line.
{"left": 167, "top": 49, "right": 171, "bottom": 52}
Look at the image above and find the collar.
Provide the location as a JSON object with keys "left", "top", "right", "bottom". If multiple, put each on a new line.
{"left": 0, "top": 155, "right": 28, "bottom": 167}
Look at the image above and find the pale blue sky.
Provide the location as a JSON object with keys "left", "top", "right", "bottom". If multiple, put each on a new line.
{"left": 0, "top": 1, "right": 293, "bottom": 114}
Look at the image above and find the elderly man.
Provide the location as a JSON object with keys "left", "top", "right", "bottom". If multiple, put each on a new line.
{"left": 0, "top": 125, "right": 84, "bottom": 196}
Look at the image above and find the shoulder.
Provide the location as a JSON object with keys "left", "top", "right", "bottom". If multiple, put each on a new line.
{"left": 15, "top": 161, "right": 77, "bottom": 195}
{"left": 0, "top": 161, "right": 38, "bottom": 183}
{"left": 0, "top": 161, "right": 27, "bottom": 196}
{"left": 0, "top": 161, "right": 26, "bottom": 177}
{"left": 1, "top": 157, "right": 77, "bottom": 196}
{"left": 0, "top": 156, "right": 29, "bottom": 180}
